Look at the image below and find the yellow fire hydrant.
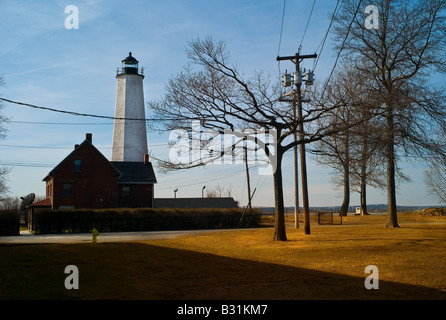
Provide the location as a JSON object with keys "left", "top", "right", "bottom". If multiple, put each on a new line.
{"left": 92, "top": 228, "right": 99, "bottom": 243}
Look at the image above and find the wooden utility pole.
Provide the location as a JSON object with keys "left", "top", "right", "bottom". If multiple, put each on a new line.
{"left": 277, "top": 52, "right": 317, "bottom": 235}
{"left": 293, "top": 96, "right": 299, "bottom": 229}
{"left": 244, "top": 146, "right": 252, "bottom": 213}
{"left": 278, "top": 91, "right": 299, "bottom": 229}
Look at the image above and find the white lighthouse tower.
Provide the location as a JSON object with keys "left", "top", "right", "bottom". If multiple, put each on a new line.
{"left": 111, "top": 52, "right": 148, "bottom": 162}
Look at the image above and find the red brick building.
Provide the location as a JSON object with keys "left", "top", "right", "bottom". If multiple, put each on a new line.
{"left": 42, "top": 133, "right": 156, "bottom": 209}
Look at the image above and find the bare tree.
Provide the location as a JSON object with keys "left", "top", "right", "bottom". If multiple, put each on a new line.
{"left": 0, "top": 75, "right": 10, "bottom": 199}
{"left": 148, "top": 37, "right": 352, "bottom": 241}
{"left": 424, "top": 159, "right": 446, "bottom": 203}
{"left": 206, "top": 184, "right": 233, "bottom": 198}
{"left": 0, "top": 167, "right": 9, "bottom": 200}
{"left": 312, "top": 104, "right": 352, "bottom": 215}
{"left": 311, "top": 61, "right": 381, "bottom": 215}
{"left": 333, "top": 0, "right": 446, "bottom": 227}
{"left": 349, "top": 127, "right": 386, "bottom": 215}
{"left": 424, "top": 128, "right": 446, "bottom": 203}
{"left": 0, "top": 196, "right": 20, "bottom": 212}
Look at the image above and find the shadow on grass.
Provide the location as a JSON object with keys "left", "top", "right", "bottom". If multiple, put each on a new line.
{"left": 0, "top": 242, "right": 444, "bottom": 300}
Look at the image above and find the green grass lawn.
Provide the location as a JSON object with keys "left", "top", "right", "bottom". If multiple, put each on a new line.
{"left": 0, "top": 212, "right": 445, "bottom": 300}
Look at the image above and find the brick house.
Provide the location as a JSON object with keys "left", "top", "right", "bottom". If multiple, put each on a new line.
{"left": 42, "top": 133, "right": 156, "bottom": 209}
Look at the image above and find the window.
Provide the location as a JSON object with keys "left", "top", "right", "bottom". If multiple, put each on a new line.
{"left": 74, "top": 159, "right": 82, "bottom": 172}
{"left": 62, "top": 183, "right": 73, "bottom": 196}
{"left": 122, "top": 186, "right": 130, "bottom": 197}
{"left": 46, "top": 181, "right": 53, "bottom": 197}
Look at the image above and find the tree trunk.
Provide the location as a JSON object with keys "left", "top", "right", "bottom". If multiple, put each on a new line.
{"left": 340, "top": 162, "right": 350, "bottom": 216}
{"left": 385, "top": 106, "right": 399, "bottom": 228}
{"left": 340, "top": 128, "right": 350, "bottom": 216}
{"left": 273, "top": 151, "right": 287, "bottom": 241}
{"left": 360, "top": 179, "right": 368, "bottom": 215}
{"left": 360, "top": 135, "right": 369, "bottom": 215}
{"left": 300, "top": 142, "right": 311, "bottom": 235}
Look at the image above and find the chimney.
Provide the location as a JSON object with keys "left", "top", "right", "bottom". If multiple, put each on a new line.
{"left": 144, "top": 154, "right": 149, "bottom": 165}
{"left": 74, "top": 144, "right": 79, "bottom": 150}
{"left": 86, "top": 133, "right": 92, "bottom": 143}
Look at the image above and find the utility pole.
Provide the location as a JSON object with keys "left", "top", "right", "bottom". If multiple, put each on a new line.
{"left": 293, "top": 94, "right": 299, "bottom": 229}
{"left": 279, "top": 90, "right": 300, "bottom": 229}
{"left": 277, "top": 51, "right": 316, "bottom": 235}
{"left": 244, "top": 146, "right": 252, "bottom": 214}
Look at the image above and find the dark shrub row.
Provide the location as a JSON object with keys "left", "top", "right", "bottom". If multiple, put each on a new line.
{"left": 32, "top": 207, "right": 260, "bottom": 234}
{"left": 0, "top": 211, "right": 20, "bottom": 236}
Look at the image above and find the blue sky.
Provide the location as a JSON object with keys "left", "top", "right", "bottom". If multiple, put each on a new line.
{"left": 0, "top": 0, "right": 442, "bottom": 208}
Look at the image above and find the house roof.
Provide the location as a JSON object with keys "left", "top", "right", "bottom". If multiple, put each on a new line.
{"left": 43, "top": 134, "right": 121, "bottom": 181}
{"left": 29, "top": 198, "right": 52, "bottom": 207}
{"left": 110, "top": 161, "right": 157, "bottom": 184}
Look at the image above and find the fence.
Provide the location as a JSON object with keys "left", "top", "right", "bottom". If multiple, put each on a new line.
{"left": 317, "top": 210, "right": 343, "bottom": 225}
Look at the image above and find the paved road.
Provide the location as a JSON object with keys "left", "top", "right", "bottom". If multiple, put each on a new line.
{"left": 0, "top": 229, "right": 237, "bottom": 245}
{"left": 2, "top": 221, "right": 445, "bottom": 245}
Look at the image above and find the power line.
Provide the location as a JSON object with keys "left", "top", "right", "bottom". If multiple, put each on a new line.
{"left": 9, "top": 120, "right": 113, "bottom": 125}
{"left": 299, "top": 0, "right": 317, "bottom": 48}
{"left": 156, "top": 164, "right": 257, "bottom": 190}
{"left": 0, "top": 144, "right": 74, "bottom": 150}
{"left": 277, "top": 0, "right": 287, "bottom": 57}
{"left": 0, "top": 160, "right": 55, "bottom": 168}
{"left": 321, "top": 0, "right": 362, "bottom": 97}
{"left": 277, "top": 0, "right": 287, "bottom": 88}
{"left": 0, "top": 142, "right": 170, "bottom": 149}
{"left": 0, "top": 97, "right": 206, "bottom": 122}
{"left": 0, "top": 98, "right": 128, "bottom": 121}
{"left": 313, "top": 0, "right": 343, "bottom": 71}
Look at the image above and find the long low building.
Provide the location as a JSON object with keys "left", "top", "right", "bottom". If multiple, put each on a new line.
{"left": 154, "top": 197, "right": 238, "bottom": 209}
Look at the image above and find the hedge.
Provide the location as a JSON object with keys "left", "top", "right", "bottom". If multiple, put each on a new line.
{"left": 32, "top": 207, "right": 260, "bottom": 234}
{"left": 0, "top": 211, "right": 20, "bottom": 236}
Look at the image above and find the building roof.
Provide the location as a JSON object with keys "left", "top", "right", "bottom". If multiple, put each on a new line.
{"left": 122, "top": 52, "right": 138, "bottom": 63}
{"left": 110, "top": 161, "right": 157, "bottom": 184}
{"left": 154, "top": 197, "right": 238, "bottom": 209}
{"left": 43, "top": 134, "right": 121, "bottom": 181}
{"left": 29, "top": 198, "right": 52, "bottom": 207}
{"left": 41, "top": 133, "right": 157, "bottom": 186}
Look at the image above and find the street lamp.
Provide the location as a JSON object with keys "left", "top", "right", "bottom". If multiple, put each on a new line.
{"left": 202, "top": 186, "right": 206, "bottom": 198}
{"left": 174, "top": 188, "right": 178, "bottom": 199}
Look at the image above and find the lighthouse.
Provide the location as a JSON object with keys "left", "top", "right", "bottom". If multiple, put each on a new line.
{"left": 111, "top": 52, "right": 148, "bottom": 162}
